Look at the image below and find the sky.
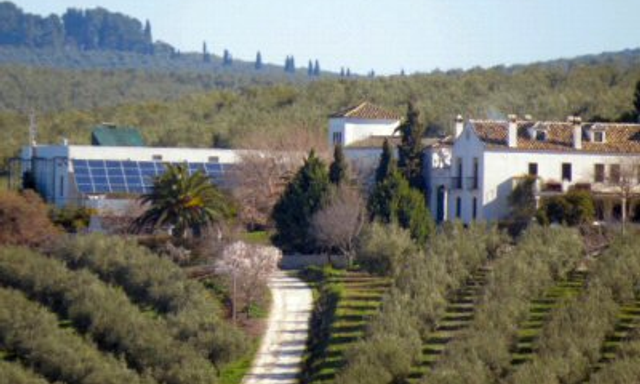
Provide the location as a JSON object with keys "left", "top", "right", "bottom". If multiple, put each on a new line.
{"left": 14, "top": 0, "right": 640, "bottom": 75}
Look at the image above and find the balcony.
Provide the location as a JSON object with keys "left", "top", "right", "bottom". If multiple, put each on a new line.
{"left": 466, "top": 177, "right": 479, "bottom": 191}
{"left": 451, "top": 176, "right": 463, "bottom": 190}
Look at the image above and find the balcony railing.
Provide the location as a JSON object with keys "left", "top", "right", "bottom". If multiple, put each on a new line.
{"left": 466, "top": 177, "right": 479, "bottom": 190}
{"left": 452, "top": 177, "right": 463, "bottom": 190}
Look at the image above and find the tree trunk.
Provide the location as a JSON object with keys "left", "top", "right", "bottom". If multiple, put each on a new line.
{"left": 622, "top": 197, "right": 627, "bottom": 235}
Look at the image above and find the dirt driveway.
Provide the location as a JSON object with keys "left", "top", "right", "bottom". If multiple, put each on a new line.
{"left": 242, "top": 271, "right": 312, "bottom": 384}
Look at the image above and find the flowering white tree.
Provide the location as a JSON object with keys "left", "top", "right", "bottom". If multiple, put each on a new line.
{"left": 216, "top": 241, "right": 282, "bottom": 321}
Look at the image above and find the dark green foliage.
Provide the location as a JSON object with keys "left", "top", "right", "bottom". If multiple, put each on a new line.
{"left": 0, "top": 247, "right": 217, "bottom": 384}
{"left": 368, "top": 169, "right": 434, "bottom": 243}
{"left": 375, "top": 139, "right": 394, "bottom": 184}
{"left": 395, "top": 101, "right": 426, "bottom": 190}
{"left": 51, "top": 234, "right": 248, "bottom": 368}
{"left": 272, "top": 150, "right": 330, "bottom": 253}
{"left": 329, "top": 144, "right": 348, "bottom": 185}
{"left": 0, "top": 360, "right": 51, "bottom": 384}
{"left": 356, "top": 221, "right": 418, "bottom": 277}
{"left": 0, "top": 287, "right": 150, "bottom": 384}
{"left": 307, "top": 60, "right": 313, "bottom": 76}
{"left": 508, "top": 175, "right": 537, "bottom": 220}
{"left": 284, "top": 55, "right": 296, "bottom": 73}
{"left": 132, "top": 163, "right": 233, "bottom": 238}
{"left": 539, "top": 190, "right": 596, "bottom": 226}
{"left": 313, "top": 60, "right": 320, "bottom": 76}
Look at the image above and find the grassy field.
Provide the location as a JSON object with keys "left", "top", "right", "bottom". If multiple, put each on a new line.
{"left": 301, "top": 269, "right": 390, "bottom": 383}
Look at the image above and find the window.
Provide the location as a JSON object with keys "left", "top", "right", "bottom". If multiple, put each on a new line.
{"left": 454, "top": 158, "right": 463, "bottom": 189}
{"left": 152, "top": 154, "right": 163, "bottom": 161}
{"left": 208, "top": 156, "right": 219, "bottom": 163}
{"left": 60, "top": 176, "right": 64, "bottom": 197}
{"left": 472, "top": 158, "right": 479, "bottom": 189}
{"left": 528, "top": 163, "right": 538, "bottom": 176}
{"left": 594, "top": 164, "right": 605, "bottom": 183}
{"left": 561, "top": 163, "right": 572, "bottom": 181}
{"left": 610, "top": 164, "right": 621, "bottom": 184}
{"left": 472, "top": 197, "right": 478, "bottom": 220}
{"left": 455, "top": 197, "right": 462, "bottom": 218}
{"left": 332, "top": 132, "right": 343, "bottom": 145}
{"left": 594, "top": 131, "right": 605, "bottom": 143}
{"left": 534, "top": 130, "right": 546, "bottom": 141}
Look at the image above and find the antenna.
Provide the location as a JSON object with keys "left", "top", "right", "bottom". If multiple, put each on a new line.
{"left": 29, "top": 109, "right": 37, "bottom": 146}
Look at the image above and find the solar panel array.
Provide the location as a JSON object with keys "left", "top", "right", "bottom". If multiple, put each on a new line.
{"left": 71, "top": 159, "right": 228, "bottom": 195}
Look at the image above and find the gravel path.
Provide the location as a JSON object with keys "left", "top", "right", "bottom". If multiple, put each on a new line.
{"left": 243, "top": 271, "right": 312, "bottom": 384}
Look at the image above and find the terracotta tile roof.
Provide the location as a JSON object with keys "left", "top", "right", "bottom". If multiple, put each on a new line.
{"left": 345, "top": 135, "right": 451, "bottom": 149}
{"left": 471, "top": 120, "right": 640, "bottom": 154}
{"left": 330, "top": 102, "right": 402, "bottom": 120}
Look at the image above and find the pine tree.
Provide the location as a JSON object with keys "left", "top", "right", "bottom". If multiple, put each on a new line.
{"left": 396, "top": 101, "right": 426, "bottom": 190}
{"left": 634, "top": 80, "right": 640, "bottom": 122}
{"left": 255, "top": 51, "right": 263, "bottom": 70}
{"left": 375, "top": 138, "right": 394, "bottom": 184}
{"left": 202, "top": 41, "right": 211, "bottom": 63}
{"left": 313, "top": 60, "right": 320, "bottom": 76}
{"left": 272, "top": 150, "right": 330, "bottom": 252}
{"left": 329, "top": 144, "right": 348, "bottom": 185}
{"left": 307, "top": 60, "right": 313, "bottom": 76}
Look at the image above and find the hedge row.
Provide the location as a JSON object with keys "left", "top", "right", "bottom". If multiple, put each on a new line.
{"left": 512, "top": 234, "right": 640, "bottom": 384}
{"left": 336, "top": 222, "right": 505, "bottom": 384}
{"left": 0, "top": 287, "right": 151, "bottom": 384}
{"left": 0, "top": 247, "right": 217, "bottom": 384}
{"left": 52, "top": 235, "right": 247, "bottom": 368}
{"left": 422, "top": 225, "right": 584, "bottom": 383}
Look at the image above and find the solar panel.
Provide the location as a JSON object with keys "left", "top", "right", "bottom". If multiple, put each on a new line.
{"left": 71, "top": 159, "right": 230, "bottom": 195}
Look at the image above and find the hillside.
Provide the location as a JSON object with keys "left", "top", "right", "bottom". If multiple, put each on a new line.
{"left": 2, "top": 49, "right": 640, "bottom": 167}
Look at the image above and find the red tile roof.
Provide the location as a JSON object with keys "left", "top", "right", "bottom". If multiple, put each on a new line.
{"left": 330, "top": 102, "right": 402, "bottom": 120}
{"left": 471, "top": 120, "right": 640, "bottom": 154}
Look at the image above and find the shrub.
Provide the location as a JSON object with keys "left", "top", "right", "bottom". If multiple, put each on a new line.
{"left": 0, "top": 360, "right": 50, "bottom": 384}
{"left": 0, "top": 246, "right": 217, "bottom": 384}
{"left": 0, "top": 288, "right": 150, "bottom": 384}
{"left": 0, "top": 190, "right": 58, "bottom": 247}
{"left": 539, "top": 190, "right": 595, "bottom": 226}
{"left": 49, "top": 205, "right": 94, "bottom": 233}
{"left": 356, "top": 221, "right": 418, "bottom": 277}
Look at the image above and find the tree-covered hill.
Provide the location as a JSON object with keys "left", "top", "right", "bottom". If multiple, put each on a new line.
{"left": 1, "top": 51, "right": 639, "bottom": 168}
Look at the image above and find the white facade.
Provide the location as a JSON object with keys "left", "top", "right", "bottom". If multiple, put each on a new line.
{"left": 432, "top": 118, "right": 640, "bottom": 224}
{"left": 20, "top": 144, "right": 244, "bottom": 208}
{"left": 328, "top": 117, "right": 400, "bottom": 147}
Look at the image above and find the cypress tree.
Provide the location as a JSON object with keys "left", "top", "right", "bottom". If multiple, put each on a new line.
{"left": 143, "top": 20, "right": 153, "bottom": 54}
{"left": 223, "top": 49, "right": 232, "bottom": 66}
{"left": 634, "top": 80, "right": 640, "bottom": 122}
{"left": 346, "top": 68, "right": 351, "bottom": 77}
{"left": 255, "top": 51, "right": 263, "bottom": 70}
{"left": 272, "top": 150, "right": 330, "bottom": 252}
{"left": 375, "top": 138, "right": 394, "bottom": 184}
{"left": 307, "top": 60, "right": 313, "bottom": 76}
{"left": 329, "top": 144, "right": 348, "bottom": 185}
{"left": 396, "top": 101, "right": 426, "bottom": 190}
{"left": 202, "top": 41, "right": 210, "bottom": 63}
{"left": 313, "top": 60, "right": 321, "bottom": 76}
{"left": 340, "top": 67, "right": 345, "bottom": 77}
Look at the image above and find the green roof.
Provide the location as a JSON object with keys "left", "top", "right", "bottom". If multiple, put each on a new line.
{"left": 91, "top": 125, "right": 145, "bottom": 147}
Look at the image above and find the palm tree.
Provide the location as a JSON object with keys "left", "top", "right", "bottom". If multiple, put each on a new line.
{"left": 131, "top": 163, "right": 231, "bottom": 238}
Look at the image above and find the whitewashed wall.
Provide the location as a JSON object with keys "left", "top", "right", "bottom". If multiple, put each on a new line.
{"left": 328, "top": 117, "right": 400, "bottom": 147}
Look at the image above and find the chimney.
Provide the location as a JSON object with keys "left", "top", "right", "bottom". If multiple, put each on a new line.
{"left": 572, "top": 116, "right": 582, "bottom": 149}
{"left": 454, "top": 115, "right": 464, "bottom": 138}
{"left": 508, "top": 114, "right": 518, "bottom": 148}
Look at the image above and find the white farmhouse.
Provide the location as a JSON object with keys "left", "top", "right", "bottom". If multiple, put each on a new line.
{"left": 328, "top": 102, "right": 401, "bottom": 147}
{"left": 436, "top": 114, "right": 640, "bottom": 223}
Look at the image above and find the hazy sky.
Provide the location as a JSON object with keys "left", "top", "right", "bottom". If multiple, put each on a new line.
{"left": 14, "top": 0, "right": 640, "bottom": 75}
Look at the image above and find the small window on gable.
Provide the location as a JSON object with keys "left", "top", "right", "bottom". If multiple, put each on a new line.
{"left": 534, "top": 130, "right": 547, "bottom": 142}
{"left": 152, "top": 154, "right": 163, "bottom": 161}
{"left": 593, "top": 131, "right": 605, "bottom": 143}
